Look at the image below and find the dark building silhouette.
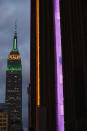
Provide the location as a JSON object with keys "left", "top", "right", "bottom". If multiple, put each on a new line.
{"left": 27, "top": 84, "right": 31, "bottom": 130}
{"left": 5, "top": 25, "right": 23, "bottom": 131}
{"left": 60, "top": 0, "right": 87, "bottom": 131}
{"left": 39, "top": 0, "right": 56, "bottom": 131}
{"left": 28, "top": 0, "right": 87, "bottom": 131}
{"left": 28, "top": 0, "right": 56, "bottom": 131}
{"left": 0, "top": 103, "right": 10, "bottom": 131}
{"left": 28, "top": 0, "right": 36, "bottom": 131}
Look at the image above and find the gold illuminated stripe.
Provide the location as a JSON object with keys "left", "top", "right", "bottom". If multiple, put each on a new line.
{"left": 36, "top": 0, "right": 40, "bottom": 107}
{"left": 9, "top": 55, "right": 20, "bottom": 60}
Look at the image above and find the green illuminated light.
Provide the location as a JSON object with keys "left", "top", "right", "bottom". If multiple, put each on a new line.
{"left": 13, "top": 24, "right": 17, "bottom": 51}
{"left": 12, "top": 48, "right": 18, "bottom": 51}
{"left": 14, "top": 39, "right": 17, "bottom": 49}
{"left": 13, "top": 38, "right": 17, "bottom": 51}
{"left": 7, "top": 66, "right": 22, "bottom": 71}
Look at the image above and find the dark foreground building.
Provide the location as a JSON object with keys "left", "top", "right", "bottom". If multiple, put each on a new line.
{"left": 29, "top": 0, "right": 87, "bottom": 131}
{"left": 28, "top": 0, "right": 36, "bottom": 131}
{"left": 5, "top": 25, "right": 23, "bottom": 131}
{"left": 28, "top": 0, "right": 56, "bottom": 131}
{"left": 39, "top": 0, "right": 56, "bottom": 131}
{"left": 60, "top": 0, "right": 87, "bottom": 131}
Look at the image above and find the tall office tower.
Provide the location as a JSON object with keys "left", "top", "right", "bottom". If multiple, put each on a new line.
{"left": 28, "top": 0, "right": 36, "bottom": 131}
{"left": 60, "top": 0, "right": 87, "bottom": 131}
{"left": 28, "top": 0, "right": 56, "bottom": 131}
{"left": 6, "top": 25, "right": 23, "bottom": 131}
{"left": 39, "top": 0, "right": 56, "bottom": 131}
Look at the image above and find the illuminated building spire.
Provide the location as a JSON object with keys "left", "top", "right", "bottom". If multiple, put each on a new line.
{"left": 13, "top": 24, "right": 17, "bottom": 51}
{"left": 6, "top": 25, "right": 23, "bottom": 130}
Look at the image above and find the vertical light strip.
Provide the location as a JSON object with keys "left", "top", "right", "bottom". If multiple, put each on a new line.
{"left": 36, "top": 0, "right": 40, "bottom": 130}
{"left": 54, "top": 0, "right": 64, "bottom": 131}
{"left": 36, "top": 0, "right": 40, "bottom": 107}
{"left": 14, "top": 39, "right": 17, "bottom": 49}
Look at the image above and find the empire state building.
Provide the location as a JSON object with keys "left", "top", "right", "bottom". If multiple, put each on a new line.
{"left": 5, "top": 25, "right": 23, "bottom": 131}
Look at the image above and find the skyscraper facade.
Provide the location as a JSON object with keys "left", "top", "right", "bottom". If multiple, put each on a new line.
{"left": 60, "top": 0, "right": 87, "bottom": 131}
{"left": 28, "top": 0, "right": 36, "bottom": 131}
{"left": 5, "top": 25, "right": 23, "bottom": 131}
{"left": 39, "top": 0, "right": 56, "bottom": 131}
{"left": 0, "top": 104, "right": 10, "bottom": 131}
{"left": 29, "top": 0, "right": 56, "bottom": 131}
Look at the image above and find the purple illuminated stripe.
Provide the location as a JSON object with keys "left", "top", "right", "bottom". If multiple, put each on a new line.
{"left": 54, "top": 0, "right": 64, "bottom": 131}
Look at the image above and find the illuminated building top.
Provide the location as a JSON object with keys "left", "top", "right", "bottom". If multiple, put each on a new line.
{"left": 6, "top": 25, "right": 23, "bottom": 130}
{"left": 7, "top": 25, "right": 22, "bottom": 71}
{"left": 13, "top": 24, "right": 18, "bottom": 51}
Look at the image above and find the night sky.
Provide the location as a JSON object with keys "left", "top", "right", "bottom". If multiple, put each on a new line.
{"left": 0, "top": 0, "right": 30, "bottom": 131}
